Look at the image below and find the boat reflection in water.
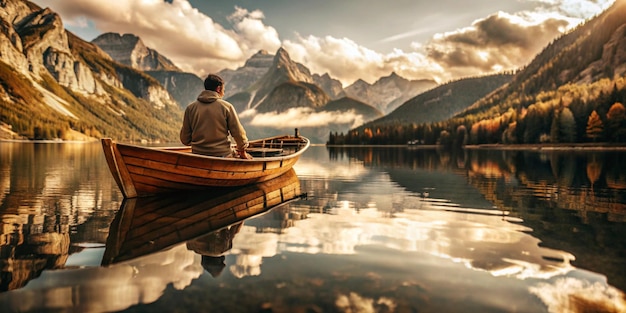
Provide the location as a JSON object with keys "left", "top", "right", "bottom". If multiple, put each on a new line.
{"left": 0, "top": 169, "right": 303, "bottom": 313}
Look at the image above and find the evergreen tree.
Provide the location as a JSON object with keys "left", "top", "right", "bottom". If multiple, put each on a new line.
{"left": 559, "top": 108, "right": 577, "bottom": 143}
{"left": 550, "top": 109, "right": 560, "bottom": 143}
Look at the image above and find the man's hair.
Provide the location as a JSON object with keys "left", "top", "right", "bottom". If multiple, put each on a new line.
{"left": 204, "top": 74, "right": 224, "bottom": 91}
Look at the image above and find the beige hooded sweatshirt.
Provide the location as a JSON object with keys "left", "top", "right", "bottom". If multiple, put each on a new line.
{"left": 180, "top": 90, "right": 248, "bottom": 156}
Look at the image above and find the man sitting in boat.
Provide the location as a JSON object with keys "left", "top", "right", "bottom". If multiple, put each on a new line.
{"left": 180, "top": 74, "right": 253, "bottom": 159}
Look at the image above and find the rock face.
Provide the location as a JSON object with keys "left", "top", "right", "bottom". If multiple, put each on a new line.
{"left": 92, "top": 32, "right": 180, "bottom": 71}
{"left": 147, "top": 70, "right": 203, "bottom": 108}
{"left": 0, "top": 2, "right": 105, "bottom": 96}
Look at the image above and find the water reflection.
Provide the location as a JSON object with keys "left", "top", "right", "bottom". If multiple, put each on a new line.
{"left": 0, "top": 142, "right": 122, "bottom": 292}
{"left": 0, "top": 168, "right": 302, "bottom": 312}
{"left": 0, "top": 143, "right": 625, "bottom": 312}
{"left": 322, "top": 147, "right": 626, "bottom": 286}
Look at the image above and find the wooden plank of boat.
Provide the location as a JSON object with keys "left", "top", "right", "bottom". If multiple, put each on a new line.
{"left": 101, "top": 133, "right": 309, "bottom": 198}
{"left": 101, "top": 169, "right": 303, "bottom": 265}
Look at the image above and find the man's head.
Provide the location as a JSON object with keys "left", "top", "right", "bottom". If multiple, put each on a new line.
{"left": 204, "top": 74, "right": 225, "bottom": 96}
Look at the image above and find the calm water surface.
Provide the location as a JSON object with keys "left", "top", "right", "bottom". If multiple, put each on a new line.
{"left": 0, "top": 142, "right": 625, "bottom": 313}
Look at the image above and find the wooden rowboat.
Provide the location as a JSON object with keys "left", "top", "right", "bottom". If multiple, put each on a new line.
{"left": 102, "top": 169, "right": 303, "bottom": 265}
{"left": 101, "top": 133, "right": 309, "bottom": 198}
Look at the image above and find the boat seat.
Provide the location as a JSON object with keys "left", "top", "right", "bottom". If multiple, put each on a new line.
{"left": 246, "top": 147, "right": 283, "bottom": 157}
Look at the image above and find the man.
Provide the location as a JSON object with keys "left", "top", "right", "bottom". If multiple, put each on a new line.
{"left": 180, "top": 74, "right": 252, "bottom": 159}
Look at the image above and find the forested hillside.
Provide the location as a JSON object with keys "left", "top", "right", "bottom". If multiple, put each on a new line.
{"left": 330, "top": 0, "right": 626, "bottom": 147}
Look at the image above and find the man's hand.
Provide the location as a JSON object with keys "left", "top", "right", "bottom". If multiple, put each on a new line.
{"left": 238, "top": 150, "right": 253, "bottom": 159}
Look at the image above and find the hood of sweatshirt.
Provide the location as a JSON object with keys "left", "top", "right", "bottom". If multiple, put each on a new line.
{"left": 197, "top": 90, "right": 221, "bottom": 103}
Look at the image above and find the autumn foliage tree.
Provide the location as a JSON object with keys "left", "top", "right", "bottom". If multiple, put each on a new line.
{"left": 585, "top": 110, "right": 604, "bottom": 142}
{"left": 606, "top": 102, "right": 626, "bottom": 142}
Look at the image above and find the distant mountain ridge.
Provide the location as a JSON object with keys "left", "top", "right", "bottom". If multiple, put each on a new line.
{"left": 369, "top": 74, "right": 513, "bottom": 126}
{"left": 345, "top": 73, "right": 437, "bottom": 114}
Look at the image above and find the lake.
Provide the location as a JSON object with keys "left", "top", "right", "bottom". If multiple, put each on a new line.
{"left": 0, "top": 142, "right": 625, "bottom": 313}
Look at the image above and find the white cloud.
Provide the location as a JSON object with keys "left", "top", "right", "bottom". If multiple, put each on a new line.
{"left": 32, "top": 0, "right": 615, "bottom": 86}
{"left": 336, "top": 292, "right": 397, "bottom": 313}
{"left": 527, "top": 0, "right": 615, "bottom": 18}
{"left": 529, "top": 277, "right": 626, "bottom": 313}
{"left": 32, "top": 0, "right": 280, "bottom": 75}
{"left": 423, "top": 10, "right": 573, "bottom": 78}
{"left": 227, "top": 7, "right": 282, "bottom": 55}
{"left": 283, "top": 35, "right": 444, "bottom": 85}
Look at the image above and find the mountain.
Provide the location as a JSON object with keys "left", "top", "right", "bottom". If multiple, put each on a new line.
{"left": 221, "top": 48, "right": 389, "bottom": 143}
{"left": 220, "top": 49, "right": 347, "bottom": 107}
{"left": 230, "top": 47, "right": 318, "bottom": 112}
{"left": 368, "top": 74, "right": 513, "bottom": 126}
{"left": 250, "top": 48, "right": 332, "bottom": 113}
{"left": 92, "top": 32, "right": 203, "bottom": 108}
{"left": 333, "top": 0, "right": 626, "bottom": 146}
{"left": 345, "top": 72, "right": 437, "bottom": 114}
{"left": 453, "top": 0, "right": 626, "bottom": 144}
{"left": 91, "top": 33, "right": 180, "bottom": 71}
{"left": 0, "top": 0, "right": 182, "bottom": 141}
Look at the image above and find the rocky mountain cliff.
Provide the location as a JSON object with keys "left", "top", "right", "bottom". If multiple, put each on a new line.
{"left": 0, "top": 0, "right": 181, "bottom": 141}
{"left": 92, "top": 32, "right": 202, "bottom": 108}
{"left": 92, "top": 32, "right": 180, "bottom": 71}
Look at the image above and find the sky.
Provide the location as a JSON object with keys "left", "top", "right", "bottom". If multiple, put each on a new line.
{"left": 31, "top": 0, "right": 616, "bottom": 87}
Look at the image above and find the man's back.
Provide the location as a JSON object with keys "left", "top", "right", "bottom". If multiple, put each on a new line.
{"left": 180, "top": 90, "right": 248, "bottom": 157}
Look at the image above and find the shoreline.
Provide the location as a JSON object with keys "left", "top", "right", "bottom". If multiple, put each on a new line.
{"left": 464, "top": 143, "right": 626, "bottom": 151}
{"left": 0, "top": 139, "right": 99, "bottom": 144}
{"left": 3, "top": 139, "right": 626, "bottom": 151}
{"left": 327, "top": 143, "right": 626, "bottom": 151}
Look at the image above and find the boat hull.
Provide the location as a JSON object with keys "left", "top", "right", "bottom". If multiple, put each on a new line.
{"left": 102, "top": 135, "right": 309, "bottom": 198}
{"left": 102, "top": 169, "right": 303, "bottom": 265}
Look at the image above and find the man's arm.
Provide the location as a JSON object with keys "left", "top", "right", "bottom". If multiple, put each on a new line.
{"left": 180, "top": 108, "right": 192, "bottom": 145}
{"left": 225, "top": 103, "right": 251, "bottom": 159}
